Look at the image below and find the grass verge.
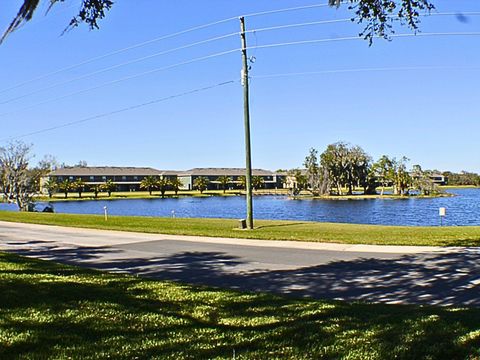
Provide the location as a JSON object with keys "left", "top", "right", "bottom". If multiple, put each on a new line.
{"left": 0, "top": 252, "right": 479, "bottom": 359}
{"left": 0, "top": 211, "right": 480, "bottom": 246}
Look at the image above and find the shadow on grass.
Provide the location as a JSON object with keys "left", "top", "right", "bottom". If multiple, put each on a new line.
{"left": 1, "top": 251, "right": 480, "bottom": 359}
{"left": 255, "top": 222, "right": 309, "bottom": 230}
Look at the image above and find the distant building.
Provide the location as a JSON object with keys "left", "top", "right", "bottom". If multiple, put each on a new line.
{"left": 178, "top": 168, "right": 285, "bottom": 190}
{"left": 429, "top": 173, "right": 447, "bottom": 185}
{"left": 42, "top": 166, "right": 286, "bottom": 194}
{"left": 44, "top": 166, "right": 177, "bottom": 193}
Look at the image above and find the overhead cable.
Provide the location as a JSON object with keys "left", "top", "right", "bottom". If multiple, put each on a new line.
{"left": 1, "top": 80, "right": 236, "bottom": 141}
{"left": 251, "top": 65, "right": 480, "bottom": 79}
{"left": 0, "top": 17, "right": 239, "bottom": 95}
{"left": 245, "top": 12, "right": 480, "bottom": 35}
{"left": 0, "top": 32, "right": 240, "bottom": 105}
{"left": 241, "top": 3, "right": 329, "bottom": 18}
{"left": 0, "top": 48, "right": 239, "bottom": 117}
{"left": 247, "top": 32, "right": 480, "bottom": 51}
{"left": 0, "top": 2, "right": 330, "bottom": 95}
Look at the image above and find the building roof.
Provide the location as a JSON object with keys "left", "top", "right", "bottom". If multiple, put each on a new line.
{"left": 49, "top": 166, "right": 284, "bottom": 177}
{"left": 180, "top": 168, "right": 276, "bottom": 177}
{"left": 50, "top": 166, "right": 163, "bottom": 176}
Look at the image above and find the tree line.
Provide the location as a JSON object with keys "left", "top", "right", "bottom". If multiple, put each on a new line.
{"left": 288, "top": 142, "right": 446, "bottom": 196}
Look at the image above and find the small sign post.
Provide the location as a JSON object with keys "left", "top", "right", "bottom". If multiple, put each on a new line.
{"left": 439, "top": 207, "right": 446, "bottom": 226}
{"left": 104, "top": 206, "right": 108, "bottom": 221}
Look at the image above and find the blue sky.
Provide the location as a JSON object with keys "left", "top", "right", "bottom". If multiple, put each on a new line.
{"left": 0, "top": 0, "right": 479, "bottom": 172}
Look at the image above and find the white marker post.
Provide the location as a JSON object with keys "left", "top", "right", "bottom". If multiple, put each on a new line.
{"left": 439, "top": 207, "right": 446, "bottom": 226}
{"left": 104, "top": 206, "right": 108, "bottom": 221}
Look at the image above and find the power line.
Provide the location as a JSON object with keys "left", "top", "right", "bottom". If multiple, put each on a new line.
{"left": 246, "top": 32, "right": 480, "bottom": 52}
{"left": 0, "top": 32, "right": 240, "bottom": 105}
{"left": 251, "top": 65, "right": 480, "bottom": 79}
{"left": 0, "top": 18, "right": 239, "bottom": 95}
{"left": 0, "top": 2, "right": 331, "bottom": 95}
{"left": 242, "top": 3, "right": 329, "bottom": 18}
{"left": 0, "top": 48, "right": 239, "bottom": 118}
{"left": 6, "top": 11, "right": 477, "bottom": 105}
{"left": 1, "top": 80, "right": 236, "bottom": 142}
{"left": 246, "top": 12, "right": 480, "bottom": 35}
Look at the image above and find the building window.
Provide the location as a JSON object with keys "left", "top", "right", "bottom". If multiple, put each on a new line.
{"left": 89, "top": 176, "right": 94, "bottom": 181}
{"left": 102, "top": 176, "right": 106, "bottom": 181}
{"left": 133, "top": 176, "right": 138, "bottom": 180}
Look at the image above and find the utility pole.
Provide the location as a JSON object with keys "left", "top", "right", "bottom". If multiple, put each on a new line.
{"left": 239, "top": 16, "right": 254, "bottom": 230}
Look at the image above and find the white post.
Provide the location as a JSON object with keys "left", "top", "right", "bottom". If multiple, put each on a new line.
{"left": 439, "top": 207, "right": 446, "bottom": 226}
{"left": 104, "top": 206, "right": 108, "bottom": 221}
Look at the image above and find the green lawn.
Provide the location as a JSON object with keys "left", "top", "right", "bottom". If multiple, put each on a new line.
{"left": 36, "top": 189, "right": 288, "bottom": 202}
{"left": 1, "top": 211, "right": 480, "bottom": 246}
{"left": 0, "top": 252, "right": 479, "bottom": 359}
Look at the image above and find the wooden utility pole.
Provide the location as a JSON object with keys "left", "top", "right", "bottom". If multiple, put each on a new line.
{"left": 239, "top": 16, "right": 253, "bottom": 229}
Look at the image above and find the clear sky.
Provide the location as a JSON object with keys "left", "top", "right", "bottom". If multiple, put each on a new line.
{"left": 0, "top": 0, "right": 479, "bottom": 172}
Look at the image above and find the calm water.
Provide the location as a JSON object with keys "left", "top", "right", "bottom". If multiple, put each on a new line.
{"left": 1, "top": 188, "right": 479, "bottom": 226}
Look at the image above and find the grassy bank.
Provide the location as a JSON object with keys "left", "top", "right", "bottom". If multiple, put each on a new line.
{"left": 0, "top": 211, "right": 479, "bottom": 246}
{"left": 0, "top": 252, "right": 479, "bottom": 359}
{"left": 36, "top": 189, "right": 250, "bottom": 202}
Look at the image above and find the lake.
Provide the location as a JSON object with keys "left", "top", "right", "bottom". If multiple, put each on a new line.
{"left": 1, "top": 188, "right": 479, "bottom": 226}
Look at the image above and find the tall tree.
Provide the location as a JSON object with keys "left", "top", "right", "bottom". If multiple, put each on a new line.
{"left": 169, "top": 177, "right": 183, "bottom": 195}
{"left": 372, "top": 155, "right": 395, "bottom": 196}
{"left": 411, "top": 164, "right": 438, "bottom": 195}
{"left": 392, "top": 157, "right": 412, "bottom": 195}
{"left": 304, "top": 148, "right": 330, "bottom": 196}
{"left": 251, "top": 176, "right": 264, "bottom": 191}
{"left": 43, "top": 178, "right": 58, "bottom": 198}
{"left": 216, "top": 176, "right": 231, "bottom": 193}
{"left": 320, "top": 142, "right": 350, "bottom": 195}
{"left": 156, "top": 177, "right": 169, "bottom": 198}
{"left": 101, "top": 179, "right": 116, "bottom": 197}
{"left": 140, "top": 176, "right": 158, "bottom": 195}
{"left": 0, "top": 141, "right": 36, "bottom": 211}
{"left": 89, "top": 184, "right": 102, "bottom": 199}
{"left": 348, "top": 145, "right": 372, "bottom": 195}
{"left": 57, "top": 179, "right": 72, "bottom": 199}
{"left": 238, "top": 176, "right": 247, "bottom": 190}
{"left": 73, "top": 178, "right": 86, "bottom": 198}
{"left": 193, "top": 176, "right": 209, "bottom": 194}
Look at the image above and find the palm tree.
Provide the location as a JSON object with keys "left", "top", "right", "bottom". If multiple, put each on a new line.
{"left": 216, "top": 176, "right": 231, "bottom": 193}
{"left": 57, "top": 179, "right": 71, "bottom": 199}
{"left": 252, "top": 176, "right": 265, "bottom": 191}
{"left": 73, "top": 179, "right": 86, "bottom": 198}
{"left": 193, "top": 176, "right": 209, "bottom": 194}
{"left": 43, "top": 178, "right": 58, "bottom": 198}
{"left": 89, "top": 184, "right": 102, "bottom": 199}
{"left": 140, "top": 176, "right": 158, "bottom": 195}
{"left": 101, "top": 180, "right": 116, "bottom": 197}
{"left": 169, "top": 177, "right": 183, "bottom": 195}
{"left": 238, "top": 175, "right": 246, "bottom": 190}
{"left": 156, "top": 178, "right": 169, "bottom": 198}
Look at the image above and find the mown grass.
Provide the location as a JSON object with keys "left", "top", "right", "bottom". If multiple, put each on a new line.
{"left": 0, "top": 252, "right": 479, "bottom": 359}
{"left": 35, "top": 189, "right": 286, "bottom": 202}
{"left": 1, "top": 211, "right": 480, "bottom": 246}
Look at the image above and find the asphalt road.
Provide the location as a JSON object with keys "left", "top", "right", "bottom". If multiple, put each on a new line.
{"left": 0, "top": 221, "right": 478, "bottom": 306}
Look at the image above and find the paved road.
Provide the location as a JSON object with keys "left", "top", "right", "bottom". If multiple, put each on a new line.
{"left": 0, "top": 221, "right": 479, "bottom": 306}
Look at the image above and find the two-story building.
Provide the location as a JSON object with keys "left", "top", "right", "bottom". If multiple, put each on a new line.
{"left": 177, "top": 168, "right": 285, "bottom": 190}
{"left": 44, "top": 167, "right": 177, "bottom": 193}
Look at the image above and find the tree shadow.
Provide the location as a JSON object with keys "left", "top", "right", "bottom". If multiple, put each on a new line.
{"left": 255, "top": 222, "right": 309, "bottom": 230}
{"left": 3, "top": 239, "right": 480, "bottom": 307}
{"left": 1, "top": 250, "right": 480, "bottom": 359}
